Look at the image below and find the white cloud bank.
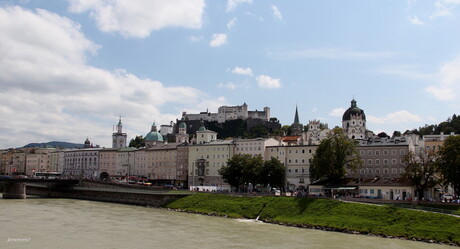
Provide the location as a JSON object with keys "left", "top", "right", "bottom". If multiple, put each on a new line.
{"left": 271, "top": 48, "right": 396, "bottom": 60}
{"left": 426, "top": 55, "right": 460, "bottom": 101}
{"left": 226, "top": 0, "right": 252, "bottom": 12}
{"left": 329, "top": 108, "right": 346, "bottom": 117}
{"left": 227, "top": 18, "right": 237, "bottom": 29}
{"left": 368, "top": 111, "right": 423, "bottom": 125}
{"left": 67, "top": 0, "right": 205, "bottom": 38}
{"left": 256, "top": 75, "right": 281, "bottom": 89}
{"left": 271, "top": 5, "right": 282, "bottom": 21}
{"left": 231, "top": 66, "right": 253, "bottom": 76}
{"left": 408, "top": 16, "right": 424, "bottom": 25}
{"left": 209, "top": 33, "right": 228, "bottom": 47}
{"left": 0, "top": 6, "right": 225, "bottom": 148}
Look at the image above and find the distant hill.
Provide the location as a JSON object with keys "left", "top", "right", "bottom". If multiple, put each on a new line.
{"left": 21, "top": 141, "right": 84, "bottom": 149}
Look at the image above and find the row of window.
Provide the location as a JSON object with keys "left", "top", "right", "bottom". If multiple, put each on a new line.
{"left": 288, "top": 168, "right": 306, "bottom": 173}
{"left": 359, "top": 168, "right": 404, "bottom": 175}
{"left": 363, "top": 158, "right": 403, "bottom": 166}
{"left": 359, "top": 149, "right": 406, "bottom": 156}
{"left": 236, "top": 147, "right": 262, "bottom": 151}
{"left": 288, "top": 159, "right": 307, "bottom": 164}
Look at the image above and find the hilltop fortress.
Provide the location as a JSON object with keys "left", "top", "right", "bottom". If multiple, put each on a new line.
{"left": 181, "top": 103, "right": 270, "bottom": 123}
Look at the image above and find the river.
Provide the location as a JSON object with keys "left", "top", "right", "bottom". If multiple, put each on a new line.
{"left": 0, "top": 197, "right": 453, "bottom": 249}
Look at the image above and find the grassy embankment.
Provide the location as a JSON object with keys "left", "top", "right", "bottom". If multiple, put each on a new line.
{"left": 165, "top": 193, "right": 460, "bottom": 245}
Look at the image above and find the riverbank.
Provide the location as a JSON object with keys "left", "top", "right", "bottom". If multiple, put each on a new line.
{"left": 165, "top": 193, "right": 460, "bottom": 246}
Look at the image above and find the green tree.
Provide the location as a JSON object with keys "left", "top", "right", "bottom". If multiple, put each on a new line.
{"left": 129, "top": 136, "right": 145, "bottom": 148}
{"left": 309, "top": 128, "right": 361, "bottom": 182}
{"left": 437, "top": 136, "right": 460, "bottom": 196}
{"left": 219, "top": 154, "right": 263, "bottom": 191}
{"left": 377, "top": 132, "right": 389, "bottom": 138}
{"left": 259, "top": 157, "right": 286, "bottom": 189}
{"left": 247, "top": 125, "right": 269, "bottom": 138}
{"left": 402, "top": 150, "right": 438, "bottom": 200}
{"left": 392, "top": 131, "right": 401, "bottom": 137}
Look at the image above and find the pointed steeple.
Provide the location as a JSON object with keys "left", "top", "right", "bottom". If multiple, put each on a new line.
{"left": 294, "top": 105, "right": 300, "bottom": 124}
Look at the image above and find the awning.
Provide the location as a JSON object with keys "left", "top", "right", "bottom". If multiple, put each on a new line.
{"left": 322, "top": 186, "right": 357, "bottom": 190}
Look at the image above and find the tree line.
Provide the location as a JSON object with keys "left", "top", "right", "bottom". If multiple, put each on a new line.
{"left": 218, "top": 154, "right": 285, "bottom": 192}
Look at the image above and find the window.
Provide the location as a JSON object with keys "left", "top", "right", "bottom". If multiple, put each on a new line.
{"left": 368, "top": 169, "right": 373, "bottom": 174}
{"left": 383, "top": 159, "right": 388, "bottom": 165}
{"left": 360, "top": 151, "right": 365, "bottom": 156}
{"left": 375, "top": 159, "right": 380, "bottom": 165}
{"left": 370, "top": 189, "right": 375, "bottom": 194}
{"left": 392, "top": 159, "right": 397, "bottom": 165}
{"left": 368, "top": 159, "right": 372, "bottom": 165}
{"left": 392, "top": 150, "right": 396, "bottom": 155}
{"left": 400, "top": 149, "right": 405, "bottom": 155}
{"left": 295, "top": 169, "right": 298, "bottom": 173}
{"left": 367, "top": 150, "right": 372, "bottom": 156}
{"left": 384, "top": 169, "right": 389, "bottom": 174}
{"left": 392, "top": 169, "right": 397, "bottom": 174}
{"left": 383, "top": 150, "right": 388, "bottom": 155}
{"left": 375, "top": 169, "right": 380, "bottom": 174}
{"left": 375, "top": 150, "right": 380, "bottom": 156}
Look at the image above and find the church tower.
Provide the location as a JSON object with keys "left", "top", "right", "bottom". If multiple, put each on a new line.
{"left": 112, "top": 117, "right": 127, "bottom": 149}
{"left": 291, "top": 105, "right": 303, "bottom": 136}
{"left": 342, "top": 99, "right": 366, "bottom": 139}
{"left": 176, "top": 118, "right": 190, "bottom": 143}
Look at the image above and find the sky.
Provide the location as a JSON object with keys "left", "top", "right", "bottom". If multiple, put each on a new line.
{"left": 1, "top": 0, "right": 460, "bottom": 148}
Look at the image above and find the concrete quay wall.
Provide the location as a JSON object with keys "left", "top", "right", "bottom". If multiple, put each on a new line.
{"left": 26, "top": 185, "right": 191, "bottom": 207}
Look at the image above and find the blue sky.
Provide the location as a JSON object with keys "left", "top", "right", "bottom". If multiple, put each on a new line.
{"left": 1, "top": 0, "right": 460, "bottom": 148}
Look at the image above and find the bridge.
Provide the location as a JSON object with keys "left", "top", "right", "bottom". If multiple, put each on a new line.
{"left": 1, "top": 179, "right": 191, "bottom": 206}
{"left": 0, "top": 178, "right": 79, "bottom": 199}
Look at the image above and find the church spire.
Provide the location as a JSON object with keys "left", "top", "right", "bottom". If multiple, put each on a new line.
{"left": 294, "top": 105, "right": 300, "bottom": 124}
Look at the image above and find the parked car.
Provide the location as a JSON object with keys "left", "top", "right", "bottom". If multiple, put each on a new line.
{"left": 442, "top": 194, "right": 454, "bottom": 202}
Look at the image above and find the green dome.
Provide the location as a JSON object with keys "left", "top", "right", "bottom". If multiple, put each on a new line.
{"left": 179, "top": 122, "right": 186, "bottom": 129}
{"left": 145, "top": 131, "right": 163, "bottom": 142}
{"left": 198, "top": 125, "right": 206, "bottom": 131}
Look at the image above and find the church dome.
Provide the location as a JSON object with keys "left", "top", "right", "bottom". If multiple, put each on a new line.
{"left": 342, "top": 99, "right": 366, "bottom": 121}
{"left": 145, "top": 131, "right": 163, "bottom": 142}
{"left": 145, "top": 122, "right": 163, "bottom": 142}
{"left": 179, "top": 121, "right": 186, "bottom": 129}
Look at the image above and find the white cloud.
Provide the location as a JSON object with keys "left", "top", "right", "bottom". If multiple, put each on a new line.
{"left": 271, "top": 48, "right": 396, "bottom": 60}
{"left": 256, "top": 75, "right": 281, "bottom": 89}
{"left": 426, "top": 86, "right": 456, "bottom": 100}
{"left": 271, "top": 5, "right": 282, "bottom": 21}
{"left": 376, "top": 65, "right": 435, "bottom": 81}
{"left": 0, "top": 6, "right": 225, "bottom": 148}
{"left": 311, "top": 107, "right": 318, "bottom": 112}
{"left": 226, "top": 0, "right": 252, "bottom": 12}
{"left": 227, "top": 17, "right": 237, "bottom": 29}
{"left": 230, "top": 66, "right": 253, "bottom": 76}
{"left": 368, "top": 111, "right": 423, "bottom": 125}
{"left": 217, "top": 82, "right": 238, "bottom": 90}
{"left": 426, "top": 55, "right": 460, "bottom": 101}
{"left": 67, "top": 0, "right": 205, "bottom": 38}
{"left": 429, "top": 0, "right": 460, "bottom": 19}
{"left": 188, "top": 35, "right": 203, "bottom": 42}
{"left": 408, "top": 16, "right": 424, "bottom": 25}
{"left": 329, "top": 108, "right": 346, "bottom": 117}
{"left": 209, "top": 33, "right": 228, "bottom": 47}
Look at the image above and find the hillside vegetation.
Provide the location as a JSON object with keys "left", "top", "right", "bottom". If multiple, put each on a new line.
{"left": 165, "top": 194, "right": 460, "bottom": 245}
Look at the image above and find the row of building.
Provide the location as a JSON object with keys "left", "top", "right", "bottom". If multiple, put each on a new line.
{"left": 0, "top": 100, "right": 456, "bottom": 199}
